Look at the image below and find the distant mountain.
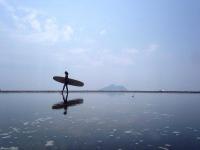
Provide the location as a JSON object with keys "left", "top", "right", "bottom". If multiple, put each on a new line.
{"left": 100, "top": 84, "right": 128, "bottom": 91}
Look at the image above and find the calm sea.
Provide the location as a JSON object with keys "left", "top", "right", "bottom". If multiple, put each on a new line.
{"left": 0, "top": 93, "right": 200, "bottom": 149}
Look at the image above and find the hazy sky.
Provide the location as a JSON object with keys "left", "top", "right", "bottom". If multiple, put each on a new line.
{"left": 0, "top": 0, "right": 200, "bottom": 90}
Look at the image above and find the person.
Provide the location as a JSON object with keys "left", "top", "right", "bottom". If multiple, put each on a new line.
{"left": 62, "top": 71, "right": 69, "bottom": 98}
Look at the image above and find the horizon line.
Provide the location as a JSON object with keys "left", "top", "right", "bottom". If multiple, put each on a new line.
{"left": 0, "top": 90, "right": 200, "bottom": 94}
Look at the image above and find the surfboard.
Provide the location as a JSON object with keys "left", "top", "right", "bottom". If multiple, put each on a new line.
{"left": 53, "top": 76, "right": 84, "bottom": 87}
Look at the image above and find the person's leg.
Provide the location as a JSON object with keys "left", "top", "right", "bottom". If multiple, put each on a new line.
{"left": 66, "top": 85, "right": 68, "bottom": 100}
{"left": 62, "top": 84, "right": 66, "bottom": 94}
{"left": 62, "top": 92, "right": 66, "bottom": 101}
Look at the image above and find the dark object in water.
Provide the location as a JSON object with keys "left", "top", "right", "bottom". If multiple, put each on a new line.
{"left": 52, "top": 99, "right": 83, "bottom": 109}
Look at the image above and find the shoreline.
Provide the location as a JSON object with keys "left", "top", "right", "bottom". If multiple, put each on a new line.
{"left": 0, "top": 90, "right": 200, "bottom": 93}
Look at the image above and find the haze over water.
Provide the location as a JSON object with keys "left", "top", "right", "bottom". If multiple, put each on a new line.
{"left": 0, "top": 93, "right": 200, "bottom": 149}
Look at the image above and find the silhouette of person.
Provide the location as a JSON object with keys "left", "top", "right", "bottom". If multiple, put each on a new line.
{"left": 62, "top": 71, "right": 69, "bottom": 99}
{"left": 61, "top": 93, "right": 68, "bottom": 115}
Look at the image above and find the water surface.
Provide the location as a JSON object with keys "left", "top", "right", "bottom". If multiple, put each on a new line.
{"left": 0, "top": 93, "right": 200, "bottom": 149}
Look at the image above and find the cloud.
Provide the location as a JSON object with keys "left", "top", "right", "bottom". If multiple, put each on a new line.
{"left": 0, "top": 1, "right": 159, "bottom": 69}
{"left": 21, "top": 8, "right": 41, "bottom": 31}
{"left": 63, "top": 25, "right": 74, "bottom": 41}
{"left": 50, "top": 42, "right": 160, "bottom": 70}
{"left": 53, "top": 47, "right": 141, "bottom": 69}
{"left": 0, "top": 0, "right": 15, "bottom": 12}
{"left": 146, "top": 44, "right": 159, "bottom": 52}
{"left": 99, "top": 29, "right": 107, "bottom": 36}
{"left": 95, "top": 49, "right": 136, "bottom": 66}
{"left": 0, "top": 1, "right": 74, "bottom": 44}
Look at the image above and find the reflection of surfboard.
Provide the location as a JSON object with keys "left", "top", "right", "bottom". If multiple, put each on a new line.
{"left": 53, "top": 76, "right": 84, "bottom": 87}
{"left": 52, "top": 99, "right": 83, "bottom": 109}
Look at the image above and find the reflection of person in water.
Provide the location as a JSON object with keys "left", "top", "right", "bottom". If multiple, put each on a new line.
{"left": 62, "top": 92, "right": 68, "bottom": 102}
{"left": 62, "top": 71, "right": 69, "bottom": 98}
{"left": 52, "top": 94, "right": 84, "bottom": 116}
{"left": 62, "top": 93, "right": 68, "bottom": 115}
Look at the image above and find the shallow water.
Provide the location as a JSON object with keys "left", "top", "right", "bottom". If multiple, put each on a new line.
{"left": 0, "top": 93, "right": 200, "bottom": 149}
